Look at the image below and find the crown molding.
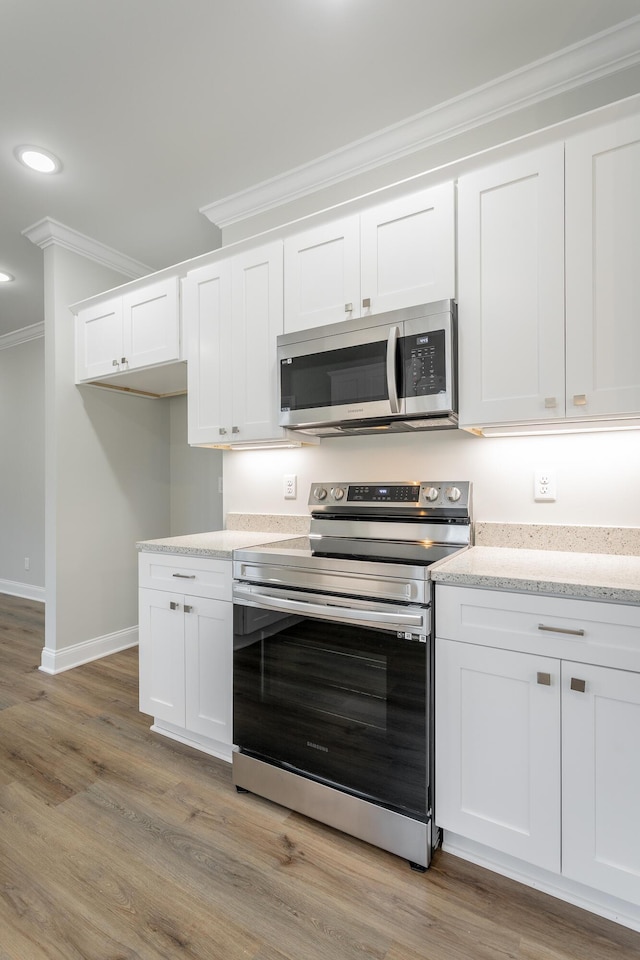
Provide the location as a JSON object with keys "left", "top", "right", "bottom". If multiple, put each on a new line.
{"left": 22, "top": 217, "right": 152, "bottom": 279}
{"left": 0, "top": 322, "right": 44, "bottom": 351}
{"left": 200, "top": 15, "right": 640, "bottom": 229}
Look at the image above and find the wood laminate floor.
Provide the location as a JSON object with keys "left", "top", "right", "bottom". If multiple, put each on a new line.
{"left": 1, "top": 594, "right": 639, "bottom": 959}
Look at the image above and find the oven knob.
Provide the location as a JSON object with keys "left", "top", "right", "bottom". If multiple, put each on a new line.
{"left": 423, "top": 486, "right": 439, "bottom": 502}
{"left": 313, "top": 486, "right": 328, "bottom": 500}
{"left": 333, "top": 487, "right": 345, "bottom": 500}
{"left": 446, "top": 486, "right": 462, "bottom": 502}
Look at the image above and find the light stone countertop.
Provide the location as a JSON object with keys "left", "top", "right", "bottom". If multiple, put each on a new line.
{"left": 136, "top": 530, "right": 299, "bottom": 560}
{"left": 431, "top": 546, "right": 640, "bottom": 605}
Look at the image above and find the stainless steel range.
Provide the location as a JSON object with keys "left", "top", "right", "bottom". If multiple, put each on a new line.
{"left": 232, "top": 480, "right": 472, "bottom": 869}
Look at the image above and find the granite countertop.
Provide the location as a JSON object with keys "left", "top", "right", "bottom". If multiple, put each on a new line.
{"left": 136, "top": 530, "right": 300, "bottom": 560}
{"left": 431, "top": 546, "right": 640, "bottom": 605}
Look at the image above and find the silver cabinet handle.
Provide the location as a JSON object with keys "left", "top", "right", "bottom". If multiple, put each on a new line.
{"left": 232, "top": 426, "right": 240, "bottom": 434}
{"left": 172, "top": 573, "right": 196, "bottom": 579}
{"left": 120, "top": 357, "right": 127, "bottom": 365}
{"left": 386, "top": 325, "right": 401, "bottom": 415}
{"left": 573, "top": 394, "right": 587, "bottom": 406}
{"left": 570, "top": 677, "right": 586, "bottom": 693}
{"left": 169, "top": 601, "right": 180, "bottom": 610}
{"left": 538, "top": 623, "right": 585, "bottom": 637}
{"left": 345, "top": 302, "right": 353, "bottom": 312}
{"left": 112, "top": 359, "right": 119, "bottom": 367}
{"left": 537, "top": 672, "right": 551, "bottom": 686}
{"left": 219, "top": 428, "right": 227, "bottom": 436}
{"left": 362, "top": 297, "right": 371, "bottom": 309}
{"left": 183, "top": 604, "right": 193, "bottom": 614}
{"left": 544, "top": 397, "right": 557, "bottom": 409}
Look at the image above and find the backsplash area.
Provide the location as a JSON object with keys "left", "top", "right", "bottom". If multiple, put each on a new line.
{"left": 222, "top": 427, "right": 640, "bottom": 530}
{"left": 226, "top": 513, "right": 309, "bottom": 535}
{"left": 475, "top": 523, "right": 640, "bottom": 555}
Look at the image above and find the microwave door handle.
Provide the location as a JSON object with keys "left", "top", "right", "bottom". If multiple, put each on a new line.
{"left": 386, "top": 325, "right": 401, "bottom": 414}
{"left": 234, "top": 585, "right": 424, "bottom": 629}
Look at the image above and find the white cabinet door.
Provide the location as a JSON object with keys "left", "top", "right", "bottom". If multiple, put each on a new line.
{"left": 122, "top": 277, "right": 180, "bottom": 370}
{"left": 360, "top": 183, "right": 455, "bottom": 315}
{"left": 184, "top": 259, "right": 233, "bottom": 445}
{"left": 458, "top": 143, "right": 565, "bottom": 427}
{"left": 436, "top": 638, "right": 561, "bottom": 871}
{"left": 284, "top": 217, "right": 360, "bottom": 332}
{"left": 565, "top": 115, "right": 640, "bottom": 419}
{"left": 184, "top": 596, "right": 233, "bottom": 744}
{"left": 562, "top": 661, "right": 640, "bottom": 904}
{"left": 76, "top": 297, "right": 123, "bottom": 380}
{"left": 230, "top": 241, "right": 284, "bottom": 443}
{"left": 138, "top": 586, "right": 186, "bottom": 726}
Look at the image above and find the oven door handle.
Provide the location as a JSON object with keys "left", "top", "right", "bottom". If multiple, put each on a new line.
{"left": 234, "top": 585, "right": 425, "bottom": 629}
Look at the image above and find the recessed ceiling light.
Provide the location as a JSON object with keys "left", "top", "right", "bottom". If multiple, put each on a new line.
{"left": 14, "top": 145, "right": 62, "bottom": 174}
{"left": 0, "top": 271, "right": 15, "bottom": 283}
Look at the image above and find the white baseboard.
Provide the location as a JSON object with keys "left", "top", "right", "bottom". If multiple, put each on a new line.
{"left": 442, "top": 831, "right": 640, "bottom": 933}
{"left": 149, "top": 720, "right": 233, "bottom": 764}
{"left": 39, "top": 626, "right": 138, "bottom": 674}
{"left": 0, "top": 579, "right": 45, "bottom": 603}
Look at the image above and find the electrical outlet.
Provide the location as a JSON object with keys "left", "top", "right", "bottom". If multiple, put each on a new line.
{"left": 534, "top": 468, "right": 557, "bottom": 502}
{"left": 218, "top": 476, "right": 223, "bottom": 495}
{"left": 283, "top": 474, "right": 297, "bottom": 500}
{"left": 24, "top": 557, "right": 30, "bottom": 571}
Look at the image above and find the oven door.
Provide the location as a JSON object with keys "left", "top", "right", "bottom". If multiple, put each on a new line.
{"left": 233, "top": 584, "right": 430, "bottom": 820}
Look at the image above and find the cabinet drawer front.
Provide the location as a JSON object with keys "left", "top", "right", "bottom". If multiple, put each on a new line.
{"left": 139, "top": 551, "right": 231, "bottom": 601}
{"left": 436, "top": 585, "right": 640, "bottom": 672}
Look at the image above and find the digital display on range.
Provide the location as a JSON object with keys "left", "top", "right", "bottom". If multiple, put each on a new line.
{"left": 347, "top": 485, "right": 420, "bottom": 503}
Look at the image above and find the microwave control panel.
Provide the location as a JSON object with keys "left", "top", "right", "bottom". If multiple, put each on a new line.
{"left": 404, "top": 329, "right": 446, "bottom": 396}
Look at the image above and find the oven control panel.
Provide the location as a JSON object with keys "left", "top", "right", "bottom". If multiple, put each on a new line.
{"left": 309, "top": 481, "right": 471, "bottom": 511}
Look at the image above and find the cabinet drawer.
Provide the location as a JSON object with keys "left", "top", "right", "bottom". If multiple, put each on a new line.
{"left": 436, "top": 585, "right": 640, "bottom": 672}
{"left": 138, "top": 551, "right": 232, "bottom": 601}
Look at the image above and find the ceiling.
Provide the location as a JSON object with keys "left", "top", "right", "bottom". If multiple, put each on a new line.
{"left": 2, "top": 0, "right": 640, "bottom": 338}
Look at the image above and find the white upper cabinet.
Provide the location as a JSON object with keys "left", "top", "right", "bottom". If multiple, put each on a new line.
{"left": 185, "top": 241, "right": 288, "bottom": 446}
{"left": 565, "top": 115, "right": 640, "bottom": 419}
{"left": 359, "top": 183, "right": 455, "bottom": 315}
{"left": 184, "top": 258, "right": 233, "bottom": 445}
{"left": 283, "top": 183, "right": 455, "bottom": 333}
{"left": 284, "top": 217, "right": 360, "bottom": 332}
{"left": 457, "top": 144, "right": 565, "bottom": 427}
{"left": 76, "top": 276, "right": 181, "bottom": 383}
{"left": 231, "top": 243, "right": 285, "bottom": 443}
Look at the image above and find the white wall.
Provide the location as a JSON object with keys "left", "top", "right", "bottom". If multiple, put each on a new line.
{"left": 43, "top": 244, "right": 172, "bottom": 671}
{"left": 0, "top": 334, "right": 45, "bottom": 597}
{"left": 169, "top": 394, "right": 223, "bottom": 535}
{"left": 222, "top": 428, "right": 640, "bottom": 529}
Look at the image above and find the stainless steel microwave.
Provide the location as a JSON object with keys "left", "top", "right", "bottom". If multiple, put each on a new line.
{"left": 277, "top": 300, "right": 457, "bottom": 437}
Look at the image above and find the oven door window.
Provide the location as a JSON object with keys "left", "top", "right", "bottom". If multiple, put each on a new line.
{"left": 233, "top": 606, "right": 427, "bottom": 819}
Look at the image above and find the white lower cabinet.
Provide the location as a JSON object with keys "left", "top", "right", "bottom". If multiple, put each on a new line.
{"left": 562, "top": 661, "right": 640, "bottom": 904}
{"left": 436, "top": 639, "right": 561, "bottom": 871}
{"left": 435, "top": 585, "right": 640, "bottom": 913}
{"left": 138, "top": 553, "right": 233, "bottom": 759}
